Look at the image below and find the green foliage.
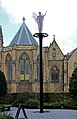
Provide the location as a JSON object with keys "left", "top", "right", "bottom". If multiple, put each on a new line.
{"left": 69, "top": 67, "right": 77, "bottom": 97}
{"left": 25, "top": 99, "right": 39, "bottom": 108}
{"left": 0, "top": 112, "right": 14, "bottom": 119}
{"left": 0, "top": 105, "right": 11, "bottom": 111}
{"left": 0, "top": 70, "right": 7, "bottom": 97}
{"left": 11, "top": 93, "right": 40, "bottom": 107}
{"left": 43, "top": 93, "right": 70, "bottom": 103}
{"left": 1, "top": 92, "right": 77, "bottom": 109}
{"left": 43, "top": 93, "right": 72, "bottom": 109}
{"left": 0, "top": 93, "right": 17, "bottom": 104}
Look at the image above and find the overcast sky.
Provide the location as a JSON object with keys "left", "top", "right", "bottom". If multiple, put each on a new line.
{"left": 0, "top": 0, "right": 77, "bottom": 54}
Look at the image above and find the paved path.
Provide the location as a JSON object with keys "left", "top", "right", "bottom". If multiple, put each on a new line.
{"left": 8, "top": 107, "right": 77, "bottom": 119}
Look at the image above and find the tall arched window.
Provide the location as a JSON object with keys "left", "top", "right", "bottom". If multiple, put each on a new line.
{"left": 6, "top": 53, "right": 12, "bottom": 80}
{"left": 50, "top": 65, "right": 59, "bottom": 82}
{"left": 19, "top": 53, "right": 30, "bottom": 80}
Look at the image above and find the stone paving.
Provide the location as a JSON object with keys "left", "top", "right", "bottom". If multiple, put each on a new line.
{"left": 8, "top": 107, "right": 77, "bottom": 119}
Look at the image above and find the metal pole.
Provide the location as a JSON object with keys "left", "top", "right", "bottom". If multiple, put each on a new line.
{"left": 33, "top": 33, "right": 48, "bottom": 113}
{"left": 39, "top": 34, "right": 43, "bottom": 113}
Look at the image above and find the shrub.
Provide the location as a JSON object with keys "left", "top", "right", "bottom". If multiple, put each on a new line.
{"left": 0, "top": 70, "right": 7, "bottom": 97}
{"left": 1, "top": 92, "right": 77, "bottom": 109}
{"left": 25, "top": 99, "right": 39, "bottom": 108}
{"left": 0, "top": 105, "right": 11, "bottom": 111}
{"left": 11, "top": 93, "right": 40, "bottom": 107}
{"left": 69, "top": 67, "right": 77, "bottom": 97}
{"left": 0, "top": 112, "right": 14, "bottom": 119}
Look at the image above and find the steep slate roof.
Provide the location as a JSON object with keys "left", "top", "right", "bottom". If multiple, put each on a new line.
{"left": 66, "top": 48, "right": 76, "bottom": 59}
{"left": 9, "top": 19, "right": 38, "bottom": 46}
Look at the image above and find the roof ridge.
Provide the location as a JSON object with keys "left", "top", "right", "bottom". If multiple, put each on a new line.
{"left": 17, "top": 23, "right": 23, "bottom": 44}
{"left": 24, "top": 23, "right": 31, "bottom": 44}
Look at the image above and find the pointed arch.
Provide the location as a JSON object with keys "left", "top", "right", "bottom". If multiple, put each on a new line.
{"left": 6, "top": 53, "right": 12, "bottom": 80}
{"left": 19, "top": 52, "right": 30, "bottom": 80}
{"left": 50, "top": 65, "right": 59, "bottom": 82}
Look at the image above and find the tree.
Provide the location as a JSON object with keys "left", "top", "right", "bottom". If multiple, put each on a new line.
{"left": 0, "top": 70, "right": 7, "bottom": 97}
{"left": 69, "top": 67, "right": 77, "bottom": 97}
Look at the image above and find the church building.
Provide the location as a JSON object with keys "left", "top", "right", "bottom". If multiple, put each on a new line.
{"left": 0, "top": 19, "right": 77, "bottom": 93}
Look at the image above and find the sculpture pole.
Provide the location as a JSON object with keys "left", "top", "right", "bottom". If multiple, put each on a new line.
{"left": 33, "top": 12, "right": 48, "bottom": 113}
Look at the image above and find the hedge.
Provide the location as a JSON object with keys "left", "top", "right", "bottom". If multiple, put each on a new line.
{"left": 0, "top": 93, "right": 77, "bottom": 109}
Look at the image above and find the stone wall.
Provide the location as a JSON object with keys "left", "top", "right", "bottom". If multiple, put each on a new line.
{"left": 0, "top": 41, "right": 70, "bottom": 93}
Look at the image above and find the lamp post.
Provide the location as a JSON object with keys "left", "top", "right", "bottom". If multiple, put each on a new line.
{"left": 33, "top": 33, "right": 48, "bottom": 113}
{"left": 33, "top": 11, "right": 48, "bottom": 113}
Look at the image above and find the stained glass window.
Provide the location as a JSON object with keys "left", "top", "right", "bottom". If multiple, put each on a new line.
{"left": 6, "top": 53, "right": 12, "bottom": 80}
{"left": 20, "top": 53, "right": 30, "bottom": 80}
{"left": 51, "top": 65, "right": 59, "bottom": 82}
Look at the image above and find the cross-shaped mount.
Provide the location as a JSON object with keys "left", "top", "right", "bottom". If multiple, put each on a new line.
{"left": 22, "top": 17, "right": 25, "bottom": 23}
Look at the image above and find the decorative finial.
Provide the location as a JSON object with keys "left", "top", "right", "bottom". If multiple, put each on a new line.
{"left": 22, "top": 17, "right": 25, "bottom": 23}
{"left": 53, "top": 35, "right": 55, "bottom": 40}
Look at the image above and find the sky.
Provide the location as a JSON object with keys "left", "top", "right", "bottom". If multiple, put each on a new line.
{"left": 0, "top": 0, "right": 77, "bottom": 54}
